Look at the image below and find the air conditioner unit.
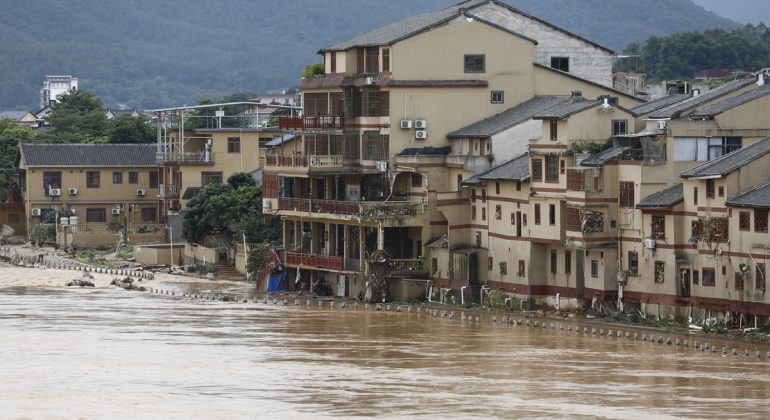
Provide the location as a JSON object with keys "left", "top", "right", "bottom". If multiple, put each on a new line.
{"left": 643, "top": 238, "right": 656, "bottom": 250}
{"left": 415, "top": 130, "right": 428, "bottom": 140}
{"left": 136, "top": 189, "right": 146, "bottom": 196}
{"left": 31, "top": 208, "right": 42, "bottom": 216}
{"left": 68, "top": 209, "right": 76, "bottom": 215}
{"left": 400, "top": 120, "right": 413, "bottom": 129}
{"left": 657, "top": 120, "right": 667, "bottom": 130}
{"left": 365, "top": 77, "right": 375, "bottom": 85}
{"left": 375, "top": 161, "right": 388, "bottom": 172}
{"left": 49, "top": 188, "right": 61, "bottom": 196}
{"left": 112, "top": 208, "right": 121, "bottom": 215}
{"left": 68, "top": 188, "right": 78, "bottom": 195}
{"left": 415, "top": 120, "right": 428, "bottom": 129}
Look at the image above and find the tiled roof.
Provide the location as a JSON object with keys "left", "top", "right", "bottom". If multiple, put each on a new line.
{"left": 19, "top": 143, "right": 158, "bottom": 167}
{"left": 726, "top": 181, "right": 770, "bottom": 209}
{"left": 463, "top": 153, "right": 529, "bottom": 185}
{"left": 637, "top": 184, "right": 684, "bottom": 208}
{"left": 265, "top": 133, "right": 297, "bottom": 147}
{"left": 447, "top": 96, "right": 570, "bottom": 139}
{"left": 321, "top": 0, "right": 611, "bottom": 53}
{"left": 399, "top": 146, "right": 452, "bottom": 156}
{"left": 533, "top": 98, "right": 601, "bottom": 119}
{"left": 628, "top": 94, "right": 688, "bottom": 117}
{"left": 681, "top": 136, "right": 770, "bottom": 179}
{"left": 649, "top": 77, "right": 757, "bottom": 119}
{"left": 690, "top": 84, "right": 770, "bottom": 118}
{"left": 0, "top": 111, "right": 31, "bottom": 120}
{"left": 579, "top": 147, "right": 630, "bottom": 167}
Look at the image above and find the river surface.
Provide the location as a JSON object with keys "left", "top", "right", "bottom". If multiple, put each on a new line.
{"left": 1, "top": 279, "right": 770, "bottom": 419}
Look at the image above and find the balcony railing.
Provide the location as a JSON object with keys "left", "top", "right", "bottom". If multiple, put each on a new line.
{"left": 567, "top": 168, "right": 604, "bottom": 193}
{"left": 278, "top": 115, "right": 345, "bottom": 130}
{"left": 264, "top": 154, "right": 344, "bottom": 169}
{"left": 286, "top": 252, "right": 344, "bottom": 271}
{"left": 387, "top": 259, "right": 427, "bottom": 277}
{"left": 277, "top": 198, "right": 423, "bottom": 218}
{"left": 158, "top": 184, "right": 180, "bottom": 198}
{"left": 156, "top": 151, "right": 216, "bottom": 165}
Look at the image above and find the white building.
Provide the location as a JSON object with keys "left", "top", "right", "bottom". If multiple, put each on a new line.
{"left": 40, "top": 75, "right": 79, "bottom": 108}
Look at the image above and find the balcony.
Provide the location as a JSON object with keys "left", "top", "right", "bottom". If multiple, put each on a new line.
{"left": 156, "top": 151, "right": 216, "bottom": 165}
{"left": 264, "top": 154, "right": 344, "bottom": 172}
{"left": 158, "top": 184, "right": 180, "bottom": 198}
{"left": 277, "top": 198, "right": 424, "bottom": 219}
{"left": 286, "top": 252, "right": 344, "bottom": 271}
{"left": 278, "top": 115, "right": 345, "bottom": 130}
{"left": 387, "top": 259, "right": 428, "bottom": 278}
{"left": 360, "top": 201, "right": 423, "bottom": 218}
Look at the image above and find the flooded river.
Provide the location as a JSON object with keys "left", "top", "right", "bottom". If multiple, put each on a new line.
{"left": 1, "top": 280, "right": 770, "bottom": 419}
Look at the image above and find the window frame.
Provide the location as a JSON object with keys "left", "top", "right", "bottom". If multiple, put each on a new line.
{"left": 112, "top": 171, "right": 123, "bottom": 184}
{"left": 86, "top": 171, "right": 100, "bottom": 188}
{"left": 550, "top": 249, "right": 557, "bottom": 273}
{"left": 628, "top": 251, "right": 639, "bottom": 275}
{"left": 201, "top": 171, "right": 223, "bottom": 187}
{"left": 128, "top": 172, "right": 139, "bottom": 184}
{"left": 755, "top": 209, "right": 768, "bottom": 233}
{"left": 612, "top": 120, "right": 628, "bottom": 136}
{"left": 757, "top": 263, "right": 766, "bottom": 290}
{"left": 702, "top": 268, "right": 716, "bottom": 287}
{"left": 591, "top": 260, "right": 599, "bottom": 278}
{"left": 86, "top": 208, "right": 106, "bottom": 223}
{"left": 532, "top": 159, "right": 543, "bottom": 182}
{"left": 491, "top": 90, "right": 504, "bottom": 104}
{"left": 619, "top": 181, "right": 635, "bottom": 208}
{"left": 654, "top": 261, "right": 665, "bottom": 283}
{"left": 463, "top": 54, "right": 485, "bottom": 73}
{"left": 565, "top": 250, "right": 571, "bottom": 274}
{"left": 227, "top": 137, "right": 241, "bottom": 154}
{"left": 739, "top": 211, "right": 751, "bottom": 231}
{"left": 534, "top": 204, "right": 541, "bottom": 225}
{"left": 550, "top": 56, "right": 569, "bottom": 72}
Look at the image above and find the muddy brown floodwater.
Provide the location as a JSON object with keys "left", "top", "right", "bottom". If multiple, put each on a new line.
{"left": 1, "top": 279, "right": 770, "bottom": 419}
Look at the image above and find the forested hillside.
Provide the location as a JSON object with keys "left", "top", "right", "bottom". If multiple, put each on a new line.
{"left": 626, "top": 23, "right": 770, "bottom": 81}
{"left": 693, "top": 0, "right": 770, "bottom": 25}
{"left": 0, "top": 0, "right": 736, "bottom": 110}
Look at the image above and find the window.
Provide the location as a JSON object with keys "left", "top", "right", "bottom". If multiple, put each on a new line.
{"left": 42, "top": 171, "right": 62, "bottom": 196}
{"left": 560, "top": 159, "right": 566, "bottom": 175}
{"left": 518, "top": 260, "right": 525, "bottom": 277}
{"left": 566, "top": 207, "right": 581, "bottom": 231}
{"left": 693, "top": 187, "right": 698, "bottom": 205}
{"left": 706, "top": 179, "right": 715, "bottom": 199}
{"left": 201, "top": 171, "right": 223, "bottom": 186}
{"left": 550, "top": 250, "right": 557, "bottom": 273}
{"left": 362, "top": 131, "right": 389, "bottom": 160}
{"left": 565, "top": 251, "right": 571, "bottom": 274}
{"left": 382, "top": 48, "right": 390, "bottom": 72}
{"left": 549, "top": 204, "right": 556, "bottom": 226}
{"left": 481, "top": 189, "right": 487, "bottom": 203}
{"left": 471, "top": 189, "right": 477, "bottom": 202}
{"left": 545, "top": 155, "right": 559, "bottom": 183}
{"left": 86, "top": 171, "right": 100, "bottom": 188}
{"left": 654, "top": 261, "right": 665, "bottom": 283}
{"left": 534, "top": 204, "right": 541, "bottom": 225}
{"left": 591, "top": 260, "right": 599, "bottom": 278}
{"left": 516, "top": 180, "right": 521, "bottom": 191}
{"left": 464, "top": 54, "right": 485, "bottom": 73}
{"left": 722, "top": 266, "right": 727, "bottom": 276}
{"left": 149, "top": 172, "right": 159, "bottom": 188}
{"left": 330, "top": 52, "right": 336, "bottom": 73}
{"left": 360, "top": 89, "right": 388, "bottom": 117}
{"left": 757, "top": 263, "right": 766, "bottom": 290}
{"left": 488, "top": 257, "right": 494, "bottom": 270}
{"left": 432, "top": 258, "right": 438, "bottom": 274}
{"left": 457, "top": 174, "right": 463, "bottom": 192}
{"left": 551, "top": 56, "right": 569, "bottom": 72}
{"left": 112, "top": 172, "right": 123, "bottom": 184}
{"left": 755, "top": 209, "right": 768, "bottom": 233}
{"left": 693, "top": 270, "right": 699, "bottom": 285}
{"left": 128, "top": 172, "right": 139, "bottom": 184}
{"left": 141, "top": 208, "right": 157, "bottom": 222}
{"left": 411, "top": 174, "right": 422, "bottom": 187}
{"left": 499, "top": 261, "right": 508, "bottom": 276}
{"left": 495, "top": 205, "right": 502, "bottom": 220}
{"left": 491, "top": 91, "right": 504, "bottom": 104}
{"left": 612, "top": 120, "right": 628, "bottom": 136}
{"left": 532, "top": 159, "right": 543, "bottom": 182}
{"left": 702, "top": 268, "right": 716, "bottom": 286}
{"left": 619, "top": 181, "right": 635, "bottom": 208}
{"left": 628, "top": 251, "right": 638, "bottom": 274}
{"left": 86, "top": 208, "right": 106, "bottom": 223}
{"left": 472, "top": 206, "right": 476, "bottom": 220}
{"left": 511, "top": 212, "right": 516, "bottom": 225}
{"left": 718, "top": 186, "right": 724, "bottom": 197}
{"left": 481, "top": 208, "right": 486, "bottom": 221}
{"left": 227, "top": 137, "right": 241, "bottom": 153}
{"left": 495, "top": 182, "right": 500, "bottom": 195}
{"left": 550, "top": 119, "right": 558, "bottom": 141}
{"left": 735, "top": 273, "right": 744, "bottom": 291}
{"left": 651, "top": 215, "right": 666, "bottom": 239}
{"left": 739, "top": 211, "right": 751, "bottom": 231}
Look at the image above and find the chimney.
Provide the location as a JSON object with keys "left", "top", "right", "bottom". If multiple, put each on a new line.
{"left": 692, "top": 89, "right": 700, "bottom": 97}
{"left": 758, "top": 73, "right": 766, "bottom": 87}
{"left": 571, "top": 90, "right": 583, "bottom": 100}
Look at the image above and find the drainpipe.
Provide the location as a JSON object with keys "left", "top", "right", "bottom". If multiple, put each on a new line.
{"left": 460, "top": 286, "right": 468, "bottom": 305}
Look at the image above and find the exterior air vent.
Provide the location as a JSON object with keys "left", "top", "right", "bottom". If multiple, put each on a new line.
{"left": 68, "top": 188, "right": 78, "bottom": 195}
{"left": 376, "top": 161, "right": 388, "bottom": 172}
{"left": 400, "top": 120, "right": 413, "bottom": 129}
{"left": 414, "top": 120, "right": 427, "bottom": 129}
{"left": 415, "top": 130, "right": 428, "bottom": 140}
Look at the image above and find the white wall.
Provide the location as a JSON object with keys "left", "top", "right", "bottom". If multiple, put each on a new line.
{"left": 491, "top": 119, "right": 542, "bottom": 162}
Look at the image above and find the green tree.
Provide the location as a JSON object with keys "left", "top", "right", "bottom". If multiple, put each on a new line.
{"left": 227, "top": 172, "right": 256, "bottom": 189}
{"left": 107, "top": 115, "right": 155, "bottom": 143}
{"left": 301, "top": 61, "right": 324, "bottom": 78}
{"left": 44, "top": 90, "right": 109, "bottom": 143}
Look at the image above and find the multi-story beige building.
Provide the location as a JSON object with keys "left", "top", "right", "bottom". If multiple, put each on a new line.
{"left": 18, "top": 144, "right": 164, "bottom": 247}
{"left": 266, "top": 0, "right": 643, "bottom": 301}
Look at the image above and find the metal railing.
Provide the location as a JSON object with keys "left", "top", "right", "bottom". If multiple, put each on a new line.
{"left": 279, "top": 115, "right": 345, "bottom": 130}
{"left": 158, "top": 184, "right": 180, "bottom": 198}
{"left": 277, "top": 198, "right": 423, "bottom": 218}
{"left": 264, "top": 154, "right": 344, "bottom": 168}
{"left": 286, "top": 252, "right": 344, "bottom": 271}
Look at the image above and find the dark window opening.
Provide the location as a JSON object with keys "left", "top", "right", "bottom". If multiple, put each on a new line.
{"left": 551, "top": 56, "right": 569, "bottom": 72}
{"left": 491, "top": 91, "right": 504, "bottom": 104}
{"left": 755, "top": 209, "right": 768, "bottom": 233}
{"left": 628, "top": 251, "right": 638, "bottom": 274}
{"left": 619, "top": 182, "right": 635, "bottom": 208}
{"left": 655, "top": 261, "right": 665, "bottom": 283}
{"left": 612, "top": 120, "right": 628, "bottom": 136}
{"left": 464, "top": 54, "right": 485, "bottom": 73}
{"left": 227, "top": 137, "right": 241, "bottom": 153}
{"left": 565, "top": 251, "right": 572, "bottom": 274}
{"left": 550, "top": 250, "right": 557, "bottom": 273}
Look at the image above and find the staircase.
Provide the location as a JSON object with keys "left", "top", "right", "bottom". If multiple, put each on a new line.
{"left": 215, "top": 264, "right": 245, "bottom": 280}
